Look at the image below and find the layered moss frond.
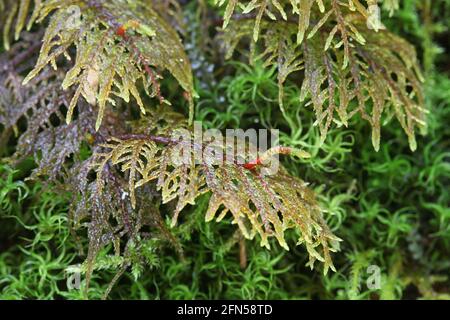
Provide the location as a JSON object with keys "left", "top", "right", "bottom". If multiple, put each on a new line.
{"left": 1, "top": 35, "right": 99, "bottom": 180}
{"left": 1, "top": 0, "right": 449, "bottom": 301}
{"left": 221, "top": 13, "right": 425, "bottom": 151}
{"left": 2, "top": 0, "right": 195, "bottom": 130}
{"left": 0, "top": 0, "right": 42, "bottom": 50}
{"left": 1, "top": 36, "right": 70, "bottom": 166}
{"left": 215, "top": 0, "right": 398, "bottom": 44}
{"left": 93, "top": 124, "right": 341, "bottom": 274}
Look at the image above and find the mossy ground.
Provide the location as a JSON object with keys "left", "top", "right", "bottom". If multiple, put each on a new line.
{"left": 0, "top": 0, "right": 449, "bottom": 299}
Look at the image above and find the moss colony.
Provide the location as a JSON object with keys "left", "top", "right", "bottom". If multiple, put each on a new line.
{"left": 0, "top": 0, "right": 449, "bottom": 299}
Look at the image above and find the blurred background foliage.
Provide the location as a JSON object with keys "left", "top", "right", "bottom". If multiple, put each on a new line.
{"left": 0, "top": 0, "right": 449, "bottom": 299}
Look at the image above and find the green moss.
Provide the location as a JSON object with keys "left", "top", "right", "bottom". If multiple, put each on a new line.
{"left": 1, "top": 0, "right": 449, "bottom": 300}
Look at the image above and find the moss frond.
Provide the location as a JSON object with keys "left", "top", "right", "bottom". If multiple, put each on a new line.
{"left": 93, "top": 119, "right": 341, "bottom": 274}
{"left": 2, "top": 0, "right": 195, "bottom": 130}
{"left": 220, "top": 7, "right": 426, "bottom": 151}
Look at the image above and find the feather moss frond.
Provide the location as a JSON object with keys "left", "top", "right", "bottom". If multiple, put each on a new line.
{"left": 214, "top": 0, "right": 399, "bottom": 44}
{"left": 1, "top": 0, "right": 195, "bottom": 130}
{"left": 0, "top": 34, "right": 116, "bottom": 180}
{"left": 0, "top": 0, "right": 42, "bottom": 50}
{"left": 93, "top": 131, "right": 341, "bottom": 274}
{"left": 221, "top": 15, "right": 426, "bottom": 151}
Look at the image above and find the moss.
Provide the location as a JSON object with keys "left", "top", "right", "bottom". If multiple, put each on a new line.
{"left": 0, "top": 0, "right": 449, "bottom": 300}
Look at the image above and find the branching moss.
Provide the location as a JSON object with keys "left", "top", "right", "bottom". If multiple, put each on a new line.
{"left": 217, "top": 0, "right": 425, "bottom": 151}
{"left": 0, "top": 0, "right": 448, "bottom": 300}
{"left": 2, "top": 0, "right": 195, "bottom": 129}
{"left": 216, "top": 0, "right": 404, "bottom": 41}
{"left": 93, "top": 129, "right": 341, "bottom": 273}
